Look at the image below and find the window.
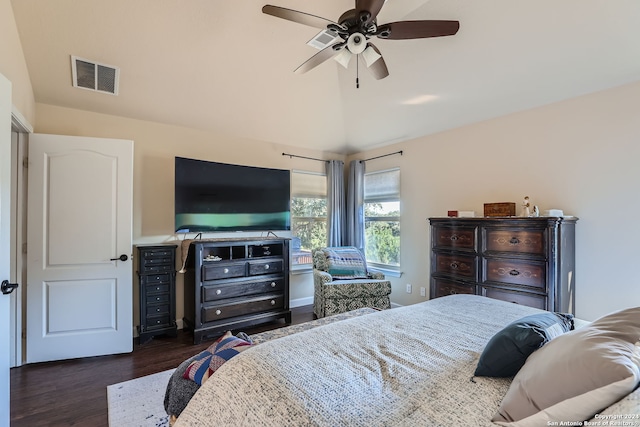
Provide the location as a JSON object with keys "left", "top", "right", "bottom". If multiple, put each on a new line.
{"left": 364, "top": 168, "right": 400, "bottom": 269}
{"left": 290, "top": 171, "right": 327, "bottom": 267}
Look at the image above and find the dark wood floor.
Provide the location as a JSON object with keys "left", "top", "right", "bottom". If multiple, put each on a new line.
{"left": 10, "top": 305, "right": 314, "bottom": 427}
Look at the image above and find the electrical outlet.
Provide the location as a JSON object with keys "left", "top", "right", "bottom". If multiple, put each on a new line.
{"left": 406, "top": 283, "right": 412, "bottom": 294}
{"left": 420, "top": 287, "right": 426, "bottom": 297}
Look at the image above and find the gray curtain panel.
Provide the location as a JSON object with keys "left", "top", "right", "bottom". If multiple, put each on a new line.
{"left": 346, "top": 159, "right": 366, "bottom": 252}
{"left": 326, "top": 159, "right": 345, "bottom": 247}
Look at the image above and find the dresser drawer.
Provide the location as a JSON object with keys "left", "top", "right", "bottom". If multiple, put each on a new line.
{"left": 433, "top": 253, "right": 477, "bottom": 279}
{"left": 433, "top": 226, "right": 477, "bottom": 251}
{"left": 147, "top": 304, "right": 170, "bottom": 316}
{"left": 432, "top": 278, "right": 475, "bottom": 298}
{"left": 146, "top": 282, "right": 170, "bottom": 295}
{"left": 480, "top": 286, "right": 547, "bottom": 310}
{"left": 141, "top": 273, "right": 171, "bottom": 285}
{"left": 142, "top": 264, "right": 174, "bottom": 274}
{"left": 145, "top": 314, "right": 172, "bottom": 329}
{"left": 146, "top": 293, "right": 170, "bottom": 305}
{"left": 483, "top": 229, "right": 546, "bottom": 256}
{"left": 202, "top": 262, "right": 246, "bottom": 281}
{"left": 143, "top": 248, "right": 174, "bottom": 259}
{"left": 483, "top": 258, "right": 546, "bottom": 290}
{"left": 141, "top": 255, "right": 173, "bottom": 267}
{"left": 202, "top": 294, "right": 284, "bottom": 322}
{"left": 248, "top": 259, "right": 283, "bottom": 276}
{"left": 202, "top": 278, "right": 284, "bottom": 302}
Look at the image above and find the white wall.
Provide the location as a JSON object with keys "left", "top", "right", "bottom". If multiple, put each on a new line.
{"left": 34, "top": 102, "right": 341, "bottom": 327}
{"left": 36, "top": 80, "right": 640, "bottom": 323}
{"left": 0, "top": 0, "right": 36, "bottom": 125}
{"left": 354, "top": 80, "right": 640, "bottom": 321}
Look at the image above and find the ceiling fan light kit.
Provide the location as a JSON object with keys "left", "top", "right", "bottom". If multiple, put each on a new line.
{"left": 361, "top": 45, "right": 382, "bottom": 67}
{"left": 334, "top": 48, "right": 352, "bottom": 69}
{"left": 262, "top": 0, "right": 459, "bottom": 84}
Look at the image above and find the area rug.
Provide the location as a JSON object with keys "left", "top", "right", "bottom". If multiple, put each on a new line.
{"left": 107, "top": 308, "right": 379, "bottom": 426}
{"left": 107, "top": 368, "right": 174, "bottom": 427}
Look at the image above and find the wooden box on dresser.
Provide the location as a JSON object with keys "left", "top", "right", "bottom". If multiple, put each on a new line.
{"left": 136, "top": 244, "right": 178, "bottom": 344}
{"left": 429, "top": 217, "right": 577, "bottom": 313}
{"left": 183, "top": 238, "right": 292, "bottom": 344}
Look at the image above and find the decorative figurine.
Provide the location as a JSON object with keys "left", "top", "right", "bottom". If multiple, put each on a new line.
{"left": 533, "top": 205, "right": 540, "bottom": 217}
{"left": 521, "top": 196, "right": 531, "bottom": 217}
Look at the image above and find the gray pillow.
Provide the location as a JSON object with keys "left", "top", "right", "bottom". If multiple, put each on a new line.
{"left": 493, "top": 306, "right": 640, "bottom": 426}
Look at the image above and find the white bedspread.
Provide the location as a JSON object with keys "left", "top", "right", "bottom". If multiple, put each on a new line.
{"left": 174, "top": 295, "right": 581, "bottom": 426}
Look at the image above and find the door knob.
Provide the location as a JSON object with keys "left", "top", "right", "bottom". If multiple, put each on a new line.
{"left": 1, "top": 280, "right": 19, "bottom": 295}
{"left": 110, "top": 254, "right": 129, "bottom": 262}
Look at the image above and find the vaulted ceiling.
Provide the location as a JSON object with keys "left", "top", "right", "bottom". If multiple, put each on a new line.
{"left": 11, "top": 0, "right": 640, "bottom": 153}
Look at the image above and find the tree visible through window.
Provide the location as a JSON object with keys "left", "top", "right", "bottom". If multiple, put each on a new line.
{"left": 364, "top": 168, "right": 400, "bottom": 268}
{"left": 291, "top": 171, "right": 327, "bottom": 267}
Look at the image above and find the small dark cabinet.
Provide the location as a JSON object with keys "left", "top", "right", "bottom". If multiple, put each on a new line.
{"left": 137, "top": 244, "right": 178, "bottom": 344}
{"left": 183, "top": 238, "right": 291, "bottom": 344}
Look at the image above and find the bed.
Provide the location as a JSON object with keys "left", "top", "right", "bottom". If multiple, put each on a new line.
{"left": 173, "top": 295, "right": 640, "bottom": 426}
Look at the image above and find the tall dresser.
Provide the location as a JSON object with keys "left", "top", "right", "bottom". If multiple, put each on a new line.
{"left": 136, "top": 244, "right": 178, "bottom": 344}
{"left": 429, "top": 217, "right": 577, "bottom": 313}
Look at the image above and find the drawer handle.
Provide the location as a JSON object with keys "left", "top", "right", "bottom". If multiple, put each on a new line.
{"left": 156, "top": 287, "right": 161, "bottom": 291}
{"left": 156, "top": 307, "right": 161, "bottom": 312}
{"left": 509, "top": 269, "right": 520, "bottom": 276}
{"left": 270, "top": 282, "right": 276, "bottom": 288}
{"left": 216, "top": 289, "right": 222, "bottom": 295}
{"left": 509, "top": 237, "right": 520, "bottom": 245}
{"left": 156, "top": 297, "right": 161, "bottom": 301}
{"left": 449, "top": 289, "right": 457, "bottom": 295}
{"left": 450, "top": 235, "right": 459, "bottom": 241}
{"left": 511, "top": 301, "right": 520, "bottom": 304}
{"left": 450, "top": 262, "right": 459, "bottom": 270}
{"left": 270, "top": 300, "right": 276, "bottom": 305}
{"left": 264, "top": 264, "right": 270, "bottom": 270}
{"left": 223, "top": 268, "right": 229, "bottom": 274}
{"left": 215, "top": 309, "right": 221, "bottom": 315}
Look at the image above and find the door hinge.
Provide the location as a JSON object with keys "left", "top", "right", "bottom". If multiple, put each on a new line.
{"left": 22, "top": 242, "right": 27, "bottom": 254}
{"left": 22, "top": 157, "right": 28, "bottom": 168}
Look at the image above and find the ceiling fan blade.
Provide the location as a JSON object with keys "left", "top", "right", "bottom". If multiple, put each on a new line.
{"left": 294, "top": 45, "right": 340, "bottom": 74}
{"left": 378, "top": 20, "right": 460, "bottom": 40}
{"left": 364, "top": 44, "right": 389, "bottom": 80}
{"left": 355, "top": 0, "right": 386, "bottom": 24}
{"left": 262, "top": 5, "right": 337, "bottom": 30}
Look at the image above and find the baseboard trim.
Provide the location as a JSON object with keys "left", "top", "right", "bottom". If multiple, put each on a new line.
{"left": 290, "top": 296, "right": 313, "bottom": 308}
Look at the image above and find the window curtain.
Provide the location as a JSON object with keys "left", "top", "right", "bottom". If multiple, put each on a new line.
{"left": 346, "top": 159, "right": 366, "bottom": 252}
{"left": 325, "top": 160, "right": 345, "bottom": 247}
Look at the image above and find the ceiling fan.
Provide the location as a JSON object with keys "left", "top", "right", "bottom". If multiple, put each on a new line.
{"left": 262, "top": 0, "right": 460, "bottom": 82}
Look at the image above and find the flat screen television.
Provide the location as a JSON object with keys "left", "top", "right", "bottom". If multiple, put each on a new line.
{"left": 174, "top": 157, "right": 291, "bottom": 233}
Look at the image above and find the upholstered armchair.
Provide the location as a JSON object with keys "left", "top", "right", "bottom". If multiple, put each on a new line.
{"left": 312, "top": 246, "right": 392, "bottom": 318}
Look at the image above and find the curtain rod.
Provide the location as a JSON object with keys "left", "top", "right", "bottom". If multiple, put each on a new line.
{"left": 282, "top": 152, "right": 328, "bottom": 163}
{"left": 283, "top": 150, "right": 403, "bottom": 163}
{"left": 362, "top": 150, "right": 403, "bottom": 162}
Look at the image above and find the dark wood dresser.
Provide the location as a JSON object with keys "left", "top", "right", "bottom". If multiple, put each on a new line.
{"left": 183, "top": 238, "right": 291, "bottom": 344}
{"left": 429, "top": 217, "right": 577, "bottom": 313}
{"left": 136, "top": 244, "right": 178, "bottom": 344}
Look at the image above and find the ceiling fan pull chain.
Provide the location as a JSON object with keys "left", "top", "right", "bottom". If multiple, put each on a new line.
{"left": 356, "top": 56, "right": 360, "bottom": 89}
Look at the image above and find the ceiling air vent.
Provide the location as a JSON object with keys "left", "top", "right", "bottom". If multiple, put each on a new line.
{"left": 307, "top": 29, "right": 339, "bottom": 50}
{"left": 71, "top": 56, "right": 119, "bottom": 95}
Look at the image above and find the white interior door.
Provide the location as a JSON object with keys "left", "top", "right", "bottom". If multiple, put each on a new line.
{"left": 0, "top": 72, "right": 13, "bottom": 427}
{"left": 26, "top": 133, "right": 133, "bottom": 363}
